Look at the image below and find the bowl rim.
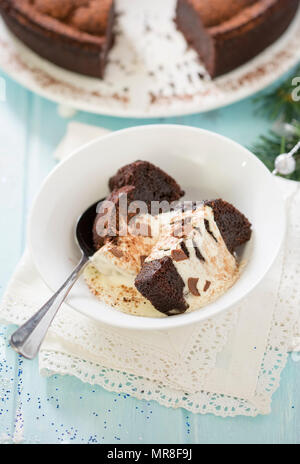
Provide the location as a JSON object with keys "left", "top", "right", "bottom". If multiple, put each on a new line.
{"left": 28, "top": 124, "right": 286, "bottom": 331}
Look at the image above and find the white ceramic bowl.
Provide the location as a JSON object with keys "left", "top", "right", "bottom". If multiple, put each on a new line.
{"left": 29, "top": 125, "right": 286, "bottom": 331}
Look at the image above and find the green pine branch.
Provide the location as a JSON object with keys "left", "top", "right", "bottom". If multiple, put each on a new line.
{"left": 251, "top": 121, "right": 300, "bottom": 181}
{"left": 252, "top": 66, "right": 300, "bottom": 180}
{"left": 254, "top": 66, "right": 300, "bottom": 122}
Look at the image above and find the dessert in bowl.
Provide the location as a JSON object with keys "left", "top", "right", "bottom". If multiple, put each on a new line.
{"left": 86, "top": 161, "right": 252, "bottom": 318}
{"left": 28, "top": 125, "right": 285, "bottom": 330}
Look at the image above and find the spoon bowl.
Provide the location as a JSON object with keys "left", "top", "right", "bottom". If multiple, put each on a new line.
{"left": 76, "top": 201, "right": 101, "bottom": 257}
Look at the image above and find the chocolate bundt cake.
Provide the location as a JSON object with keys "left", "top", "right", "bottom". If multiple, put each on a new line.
{"left": 176, "top": 0, "right": 299, "bottom": 77}
{"left": 0, "top": 0, "right": 115, "bottom": 78}
{"left": 0, "top": 0, "right": 298, "bottom": 79}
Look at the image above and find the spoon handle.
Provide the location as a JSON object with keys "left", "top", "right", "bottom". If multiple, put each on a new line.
{"left": 10, "top": 255, "right": 89, "bottom": 360}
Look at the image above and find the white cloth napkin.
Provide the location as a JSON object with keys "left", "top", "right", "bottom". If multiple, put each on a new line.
{"left": 1, "top": 122, "right": 300, "bottom": 417}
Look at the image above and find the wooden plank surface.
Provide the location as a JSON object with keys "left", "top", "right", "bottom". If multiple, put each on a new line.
{"left": 0, "top": 70, "right": 299, "bottom": 445}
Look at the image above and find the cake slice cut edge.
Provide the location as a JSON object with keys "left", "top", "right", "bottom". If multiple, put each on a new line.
{"left": 175, "top": 0, "right": 300, "bottom": 77}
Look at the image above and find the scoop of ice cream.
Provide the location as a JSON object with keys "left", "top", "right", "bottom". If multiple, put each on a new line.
{"left": 91, "top": 213, "right": 158, "bottom": 277}
{"left": 135, "top": 204, "right": 240, "bottom": 315}
{"left": 86, "top": 213, "right": 164, "bottom": 318}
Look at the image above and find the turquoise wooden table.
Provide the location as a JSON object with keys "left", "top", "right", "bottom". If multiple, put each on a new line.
{"left": 0, "top": 69, "right": 299, "bottom": 445}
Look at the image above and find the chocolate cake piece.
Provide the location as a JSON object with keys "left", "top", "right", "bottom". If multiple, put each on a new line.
{"left": 176, "top": 0, "right": 300, "bottom": 78}
{"left": 205, "top": 199, "right": 252, "bottom": 254}
{"left": 0, "top": 0, "right": 115, "bottom": 78}
{"left": 93, "top": 161, "right": 185, "bottom": 250}
{"left": 108, "top": 161, "right": 185, "bottom": 206}
{"left": 134, "top": 256, "right": 188, "bottom": 316}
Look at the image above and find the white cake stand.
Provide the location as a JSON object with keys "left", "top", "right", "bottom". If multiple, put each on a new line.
{"left": 0, "top": 0, "right": 299, "bottom": 118}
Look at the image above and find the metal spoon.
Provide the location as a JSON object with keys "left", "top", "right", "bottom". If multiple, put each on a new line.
{"left": 10, "top": 200, "right": 101, "bottom": 360}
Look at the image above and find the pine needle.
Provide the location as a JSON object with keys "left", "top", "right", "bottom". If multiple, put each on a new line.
{"left": 254, "top": 66, "right": 300, "bottom": 122}
{"left": 251, "top": 122, "right": 300, "bottom": 180}
{"left": 252, "top": 66, "right": 300, "bottom": 180}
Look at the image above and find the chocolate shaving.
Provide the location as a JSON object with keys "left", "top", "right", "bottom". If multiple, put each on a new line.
{"left": 204, "top": 280, "right": 211, "bottom": 292}
{"left": 140, "top": 255, "right": 147, "bottom": 266}
{"left": 180, "top": 241, "right": 190, "bottom": 258}
{"left": 188, "top": 278, "right": 200, "bottom": 297}
{"left": 105, "top": 236, "right": 119, "bottom": 246}
{"left": 171, "top": 248, "right": 189, "bottom": 262}
{"left": 205, "top": 219, "right": 218, "bottom": 242}
{"left": 110, "top": 246, "right": 124, "bottom": 258}
{"left": 192, "top": 240, "right": 205, "bottom": 262}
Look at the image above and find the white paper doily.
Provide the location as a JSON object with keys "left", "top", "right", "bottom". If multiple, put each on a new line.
{"left": 39, "top": 184, "right": 300, "bottom": 416}
{"left": 0, "top": 0, "right": 299, "bottom": 118}
{"left": 1, "top": 180, "right": 299, "bottom": 417}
